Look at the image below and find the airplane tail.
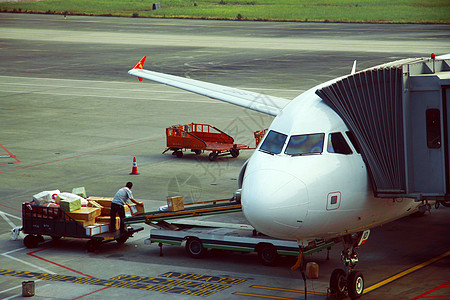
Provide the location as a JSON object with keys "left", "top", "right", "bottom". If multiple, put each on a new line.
{"left": 133, "top": 56, "right": 147, "bottom": 81}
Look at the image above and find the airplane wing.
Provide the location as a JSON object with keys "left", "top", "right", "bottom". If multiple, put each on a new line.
{"left": 128, "top": 56, "right": 290, "bottom": 116}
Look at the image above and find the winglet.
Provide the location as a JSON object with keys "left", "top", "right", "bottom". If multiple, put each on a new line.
{"left": 133, "top": 56, "right": 147, "bottom": 81}
{"left": 351, "top": 60, "right": 357, "bottom": 75}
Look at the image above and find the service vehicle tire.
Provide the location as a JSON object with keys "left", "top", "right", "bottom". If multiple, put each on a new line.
{"left": 185, "top": 238, "right": 207, "bottom": 258}
{"left": 257, "top": 244, "right": 278, "bottom": 266}
{"left": 347, "top": 271, "right": 364, "bottom": 299}
{"left": 51, "top": 235, "right": 62, "bottom": 241}
{"left": 86, "top": 239, "right": 101, "bottom": 252}
{"left": 176, "top": 151, "right": 183, "bottom": 158}
{"left": 330, "top": 268, "right": 347, "bottom": 297}
{"left": 209, "top": 152, "right": 218, "bottom": 161}
{"left": 194, "top": 149, "right": 202, "bottom": 155}
{"left": 230, "top": 148, "right": 239, "bottom": 158}
{"left": 24, "top": 234, "right": 38, "bottom": 248}
{"left": 116, "top": 235, "right": 128, "bottom": 244}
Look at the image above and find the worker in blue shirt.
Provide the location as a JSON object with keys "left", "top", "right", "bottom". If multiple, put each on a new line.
{"left": 110, "top": 182, "right": 142, "bottom": 233}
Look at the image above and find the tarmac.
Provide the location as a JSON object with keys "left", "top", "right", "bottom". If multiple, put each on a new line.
{"left": 0, "top": 13, "right": 449, "bottom": 299}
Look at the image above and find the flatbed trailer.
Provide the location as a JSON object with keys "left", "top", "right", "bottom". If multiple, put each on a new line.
{"left": 22, "top": 203, "right": 144, "bottom": 252}
{"left": 145, "top": 220, "right": 334, "bottom": 266}
{"left": 163, "top": 123, "right": 251, "bottom": 161}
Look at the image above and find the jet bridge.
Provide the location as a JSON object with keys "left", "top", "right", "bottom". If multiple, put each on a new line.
{"left": 316, "top": 55, "right": 450, "bottom": 201}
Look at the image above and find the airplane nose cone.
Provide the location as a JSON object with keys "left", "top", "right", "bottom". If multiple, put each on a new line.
{"left": 241, "top": 169, "right": 309, "bottom": 240}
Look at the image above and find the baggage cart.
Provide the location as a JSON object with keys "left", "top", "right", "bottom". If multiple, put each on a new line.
{"left": 163, "top": 123, "right": 251, "bottom": 160}
{"left": 21, "top": 203, "right": 143, "bottom": 252}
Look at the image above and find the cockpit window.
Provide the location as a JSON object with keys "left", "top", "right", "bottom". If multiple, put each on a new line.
{"left": 327, "top": 132, "right": 353, "bottom": 155}
{"left": 285, "top": 133, "right": 324, "bottom": 156}
{"left": 259, "top": 130, "right": 287, "bottom": 154}
{"left": 345, "top": 131, "right": 361, "bottom": 153}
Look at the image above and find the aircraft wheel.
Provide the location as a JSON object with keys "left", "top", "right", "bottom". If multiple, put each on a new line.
{"left": 330, "top": 268, "right": 347, "bottom": 297}
{"left": 347, "top": 271, "right": 364, "bottom": 299}
{"left": 257, "top": 244, "right": 278, "bottom": 266}
{"left": 23, "top": 234, "right": 39, "bottom": 248}
{"left": 185, "top": 238, "right": 207, "bottom": 258}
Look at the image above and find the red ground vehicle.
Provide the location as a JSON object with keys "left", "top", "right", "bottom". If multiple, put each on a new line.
{"left": 163, "top": 123, "right": 251, "bottom": 161}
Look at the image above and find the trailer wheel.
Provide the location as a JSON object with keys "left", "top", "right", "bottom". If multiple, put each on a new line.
{"left": 24, "top": 234, "right": 39, "bottom": 248}
{"left": 116, "top": 235, "right": 128, "bottom": 244}
{"left": 230, "top": 148, "right": 239, "bottom": 158}
{"left": 257, "top": 244, "right": 278, "bottom": 266}
{"left": 186, "top": 238, "right": 207, "bottom": 258}
{"left": 209, "top": 152, "right": 218, "bottom": 161}
{"left": 86, "top": 239, "right": 101, "bottom": 252}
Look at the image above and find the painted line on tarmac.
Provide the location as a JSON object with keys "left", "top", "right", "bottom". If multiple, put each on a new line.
{"left": 250, "top": 285, "right": 326, "bottom": 295}
{"left": 411, "top": 280, "right": 450, "bottom": 299}
{"left": 0, "top": 137, "right": 163, "bottom": 174}
{"left": 0, "top": 269, "right": 242, "bottom": 297}
{"left": 233, "top": 292, "right": 303, "bottom": 300}
{"left": 0, "top": 75, "right": 302, "bottom": 93}
{"left": 0, "top": 89, "right": 223, "bottom": 104}
{"left": 0, "top": 81, "right": 302, "bottom": 94}
{"left": 27, "top": 248, "right": 96, "bottom": 278}
{"left": 364, "top": 250, "right": 450, "bottom": 294}
{"left": 1, "top": 248, "right": 54, "bottom": 274}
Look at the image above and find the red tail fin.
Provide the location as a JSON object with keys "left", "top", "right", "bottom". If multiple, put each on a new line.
{"left": 133, "top": 56, "right": 147, "bottom": 81}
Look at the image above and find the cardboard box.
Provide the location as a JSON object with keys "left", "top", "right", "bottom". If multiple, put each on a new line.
{"left": 87, "top": 200, "right": 103, "bottom": 209}
{"left": 60, "top": 198, "right": 81, "bottom": 212}
{"left": 128, "top": 203, "right": 145, "bottom": 215}
{"left": 167, "top": 196, "right": 184, "bottom": 212}
{"left": 96, "top": 216, "right": 120, "bottom": 229}
{"left": 85, "top": 223, "right": 110, "bottom": 236}
{"left": 76, "top": 218, "right": 96, "bottom": 227}
{"left": 72, "top": 187, "right": 87, "bottom": 198}
{"left": 87, "top": 197, "right": 113, "bottom": 207}
{"left": 67, "top": 207, "right": 101, "bottom": 221}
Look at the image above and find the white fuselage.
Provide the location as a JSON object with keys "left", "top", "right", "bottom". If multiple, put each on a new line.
{"left": 241, "top": 84, "right": 420, "bottom": 242}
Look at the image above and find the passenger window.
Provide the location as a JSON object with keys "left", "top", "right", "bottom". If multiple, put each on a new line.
{"left": 328, "top": 132, "right": 352, "bottom": 155}
{"left": 285, "top": 133, "right": 324, "bottom": 156}
{"left": 426, "top": 109, "right": 441, "bottom": 149}
{"left": 345, "top": 131, "right": 361, "bottom": 153}
{"left": 259, "top": 130, "right": 287, "bottom": 155}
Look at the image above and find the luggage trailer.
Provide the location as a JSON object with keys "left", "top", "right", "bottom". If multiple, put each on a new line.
{"left": 146, "top": 222, "right": 334, "bottom": 266}
{"left": 21, "top": 203, "right": 144, "bottom": 252}
{"left": 124, "top": 198, "right": 334, "bottom": 266}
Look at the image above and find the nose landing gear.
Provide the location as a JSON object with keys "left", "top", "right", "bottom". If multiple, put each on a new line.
{"left": 328, "top": 230, "right": 370, "bottom": 299}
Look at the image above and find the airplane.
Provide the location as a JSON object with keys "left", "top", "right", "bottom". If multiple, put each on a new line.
{"left": 128, "top": 54, "right": 449, "bottom": 299}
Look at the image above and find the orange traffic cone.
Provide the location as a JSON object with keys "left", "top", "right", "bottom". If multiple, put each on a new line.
{"left": 130, "top": 156, "right": 139, "bottom": 175}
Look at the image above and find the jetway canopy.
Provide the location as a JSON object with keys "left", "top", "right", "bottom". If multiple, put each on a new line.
{"left": 316, "top": 56, "right": 450, "bottom": 200}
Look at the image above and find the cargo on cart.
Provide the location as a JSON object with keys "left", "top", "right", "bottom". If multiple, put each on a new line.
{"left": 20, "top": 188, "right": 144, "bottom": 252}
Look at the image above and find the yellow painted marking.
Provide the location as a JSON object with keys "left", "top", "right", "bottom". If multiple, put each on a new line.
{"left": 364, "top": 250, "right": 450, "bottom": 294}
{"left": 233, "top": 292, "right": 303, "bottom": 300}
{"left": 251, "top": 285, "right": 327, "bottom": 296}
